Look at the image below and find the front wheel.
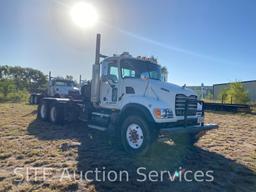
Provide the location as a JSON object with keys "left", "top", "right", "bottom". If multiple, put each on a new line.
{"left": 121, "top": 116, "right": 155, "bottom": 155}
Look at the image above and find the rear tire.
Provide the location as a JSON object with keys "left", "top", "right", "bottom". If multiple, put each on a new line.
{"left": 38, "top": 102, "right": 48, "bottom": 121}
{"left": 49, "top": 103, "right": 64, "bottom": 124}
{"left": 121, "top": 116, "right": 155, "bottom": 155}
{"left": 29, "top": 95, "right": 34, "bottom": 104}
{"left": 33, "top": 95, "right": 38, "bottom": 104}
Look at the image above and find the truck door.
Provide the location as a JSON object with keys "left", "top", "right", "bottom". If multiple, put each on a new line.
{"left": 100, "top": 60, "right": 120, "bottom": 108}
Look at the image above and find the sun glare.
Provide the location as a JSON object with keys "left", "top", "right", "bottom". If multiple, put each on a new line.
{"left": 70, "top": 2, "right": 98, "bottom": 28}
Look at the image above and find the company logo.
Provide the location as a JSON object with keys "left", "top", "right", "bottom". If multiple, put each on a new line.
{"left": 13, "top": 166, "right": 214, "bottom": 183}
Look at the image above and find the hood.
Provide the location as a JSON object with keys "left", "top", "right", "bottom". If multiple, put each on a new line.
{"left": 54, "top": 86, "right": 79, "bottom": 95}
{"left": 144, "top": 80, "right": 197, "bottom": 109}
{"left": 72, "top": 87, "right": 80, "bottom": 91}
{"left": 148, "top": 79, "right": 195, "bottom": 96}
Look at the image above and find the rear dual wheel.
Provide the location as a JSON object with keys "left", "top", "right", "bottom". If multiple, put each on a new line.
{"left": 38, "top": 102, "right": 48, "bottom": 121}
{"left": 34, "top": 96, "right": 38, "bottom": 104}
{"left": 29, "top": 95, "right": 34, "bottom": 104}
{"left": 38, "top": 102, "right": 64, "bottom": 124}
{"left": 49, "top": 103, "right": 64, "bottom": 124}
{"left": 29, "top": 95, "right": 38, "bottom": 105}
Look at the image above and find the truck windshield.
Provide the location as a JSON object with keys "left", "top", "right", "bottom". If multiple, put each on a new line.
{"left": 54, "top": 81, "right": 74, "bottom": 87}
{"left": 120, "top": 59, "right": 161, "bottom": 80}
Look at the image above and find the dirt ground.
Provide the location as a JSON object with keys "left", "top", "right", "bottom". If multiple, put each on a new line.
{"left": 0, "top": 103, "right": 255, "bottom": 192}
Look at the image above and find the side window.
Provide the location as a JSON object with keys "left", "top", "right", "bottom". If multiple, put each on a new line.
{"left": 109, "top": 65, "right": 119, "bottom": 78}
{"left": 108, "top": 61, "right": 119, "bottom": 83}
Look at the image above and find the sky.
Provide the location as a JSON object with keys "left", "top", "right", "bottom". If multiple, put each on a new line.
{"left": 0, "top": 0, "right": 255, "bottom": 86}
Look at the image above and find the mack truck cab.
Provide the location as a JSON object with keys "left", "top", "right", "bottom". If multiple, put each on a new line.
{"left": 48, "top": 78, "right": 80, "bottom": 98}
{"left": 38, "top": 34, "right": 218, "bottom": 155}
{"left": 29, "top": 75, "right": 80, "bottom": 105}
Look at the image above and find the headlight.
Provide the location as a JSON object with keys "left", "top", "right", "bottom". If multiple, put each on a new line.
{"left": 196, "top": 103, "right": 203, "bottom": 116}
{"left": 153, "top": 108, "right": 173, "bottom": 119}
{"left": 197, "top": 103, "right": 202, "bottom": 111}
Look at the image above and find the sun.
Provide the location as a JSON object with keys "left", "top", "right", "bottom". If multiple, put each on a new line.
{"left": 70, "top": 2, "right": 98, "bottom": 28}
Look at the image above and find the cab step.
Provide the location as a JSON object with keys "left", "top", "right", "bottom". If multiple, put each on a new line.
{"left": 87, "top": 124, "right": 107, "bottom": 131}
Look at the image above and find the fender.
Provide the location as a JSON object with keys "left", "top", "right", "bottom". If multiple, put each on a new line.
{"left": 120, "top": 103, "right": 155, "bottom": 123}
{"left": 119, "top": 95, "right": 173, "bottom": 123}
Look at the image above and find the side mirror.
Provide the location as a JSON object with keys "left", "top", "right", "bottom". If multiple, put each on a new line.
{"left": 108, "top": 74, "right": 118, "bottom": 83}
{"left": 102, "top": 75, "right": 108, "bottom": 82}
{"left": 102, "top": 75, "right": 118, "bottom": 84}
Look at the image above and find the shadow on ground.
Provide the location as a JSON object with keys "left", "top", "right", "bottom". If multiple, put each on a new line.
{"left": 27, "top": 119, "right": 256, "bottom": 192}
{"left": 22, "top": 110, "right": 37, "bottom": 117}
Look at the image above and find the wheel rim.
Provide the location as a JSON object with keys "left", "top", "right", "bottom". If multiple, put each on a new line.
{"left": 40, "top": 104, "right": 47, "bottom": 119}
{"left": 34, "top": 97, "right": 37, "bottom": 104}
{"left": 50, "top": 106, "right": 57, "bottom": 122}
{"left": 126, "top": 123, "right": 144, "bottom": 149}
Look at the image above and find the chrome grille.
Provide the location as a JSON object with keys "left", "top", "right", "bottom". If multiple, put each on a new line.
{"left": 175, "top": 94, "right": 197, "bottom": 116}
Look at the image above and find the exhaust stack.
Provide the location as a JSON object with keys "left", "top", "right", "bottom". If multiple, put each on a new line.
{"left": 91, "top": 34, "right": 101, "bottom": 105}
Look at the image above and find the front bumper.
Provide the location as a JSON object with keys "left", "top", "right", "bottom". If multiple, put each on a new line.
{"left": 159, "top": 123, "right": 218, "bottom": 134}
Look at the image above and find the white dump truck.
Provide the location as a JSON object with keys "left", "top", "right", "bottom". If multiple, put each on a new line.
{"left": 29, "top": 74, "right": 80, "bottom": 104}
{"left": 38, "top": 34, "right": 218, "bottom": 155}
{"left": 47, "top": 77, "right": 80, "bottom": 98}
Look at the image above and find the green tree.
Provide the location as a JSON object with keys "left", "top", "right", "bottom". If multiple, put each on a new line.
{"left": 205, "top": 91, "right": 213, "bottom": 100}
{"left": 219, "top": 82, "right": 250, "bottom": 104}
{"left": 0, "top": 79, "right": 16, "bottom": 97}
{"left": 65, "top": 75, "right": 74, "bottom": 81}
{"left": 0, "top": 65, "right": 47, "bottom": 93}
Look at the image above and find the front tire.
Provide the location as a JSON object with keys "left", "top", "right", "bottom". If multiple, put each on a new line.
{"left": 121, "top": 116, "right": 154, "bottom": 155}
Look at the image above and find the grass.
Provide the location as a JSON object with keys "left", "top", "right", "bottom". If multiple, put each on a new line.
{"left": 0, "top": 103, "right": 255, "bottom": 191}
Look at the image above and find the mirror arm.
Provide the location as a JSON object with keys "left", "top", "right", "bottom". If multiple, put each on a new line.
{"left": 107, "top": 79, "right": 116, "bottom": 88}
